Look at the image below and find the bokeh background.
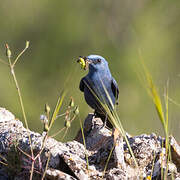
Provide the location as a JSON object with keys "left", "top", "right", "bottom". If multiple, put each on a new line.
{"left": 0, "top": 0, "right": 180, "bottom": 141}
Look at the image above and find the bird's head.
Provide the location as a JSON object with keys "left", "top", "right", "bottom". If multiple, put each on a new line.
{"left": 77, "top": 55, "right": 108, "bottom": 72}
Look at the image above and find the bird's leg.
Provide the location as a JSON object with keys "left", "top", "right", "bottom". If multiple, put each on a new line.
{"left": 91, "top": 113, "right": 96, "bottom": 129}
{"left": 94, "top": 111, "right": 107, "bottom": 129}
{"left": 101, "top": 113, "right": 108, "bottom": 129}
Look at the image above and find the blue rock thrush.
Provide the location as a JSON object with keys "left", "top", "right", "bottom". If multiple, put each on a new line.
{"left": 77, "top": 55, "right": 119, "bottom": 128}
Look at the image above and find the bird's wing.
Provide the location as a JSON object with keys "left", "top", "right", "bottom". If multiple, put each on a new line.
{"left": 111, "top": 78, "right": 119, "bottom": 100}
{"left": 79, "top": 77, "right": 86, "bottom": 92}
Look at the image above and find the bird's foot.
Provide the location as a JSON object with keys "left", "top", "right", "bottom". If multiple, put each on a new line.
{"left": 99, "top": 113, "right": 108, "bottom": 130}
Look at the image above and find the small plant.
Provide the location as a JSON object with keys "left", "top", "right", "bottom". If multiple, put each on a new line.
{"left": 44, "top": 96, "right": 79, "bottom": 139}
{"left": 3, "top": 42, "right": 36, "bottom": 180}
{"left": 138, "top": 49, "right": 172, "bottom": 179}
{"left": 38, "top": 95, "right": 79, "bottom": 178}
{"left": 0, "top": 42, "right": 78, "bottom": 179}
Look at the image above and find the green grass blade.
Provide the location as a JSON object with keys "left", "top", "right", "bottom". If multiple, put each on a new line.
{"left": 139, "top": 53, "right": 166, "bottom": 132}
{"left": 83, "top": 79, "right": 138, "bottom": 167}
{"left": 49, "top": 91, "right": 66, "bottom": 130}
{"left": 79, "top": 117, "right": 89, "bottom": 171}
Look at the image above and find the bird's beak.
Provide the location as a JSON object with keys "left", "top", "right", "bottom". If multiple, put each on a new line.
{"left": 77, "top": 56, "right": 92, "bottom": 70}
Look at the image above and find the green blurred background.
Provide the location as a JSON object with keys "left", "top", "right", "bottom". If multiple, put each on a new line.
{"left": 0, "top": 0, "right": 180, "bottom": 141}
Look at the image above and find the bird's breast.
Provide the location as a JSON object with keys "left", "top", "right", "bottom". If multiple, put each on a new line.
{"left": 85, "top": 73, "right": 116, "bottom": 110}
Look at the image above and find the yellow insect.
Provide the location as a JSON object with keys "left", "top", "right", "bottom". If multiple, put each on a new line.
{"left": 77, "top": 57, "right": 86, "bottom": 70}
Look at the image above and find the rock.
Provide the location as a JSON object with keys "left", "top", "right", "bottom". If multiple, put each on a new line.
{"left": 0, "top": 108, "right": 180, "bottom": 179}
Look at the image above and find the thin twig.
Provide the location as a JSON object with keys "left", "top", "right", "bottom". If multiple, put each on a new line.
{"left": 0, "top": 154, "right": 7, "bottom": 162}
{"left": 10, "top": 67, "right": 29, "bottom": 129}
{"left": 8, "top": 58, "right": 34, "bottom": 156}
{"left": 102, "top": 143, "right": 115, "bottom": 178}
{"left": 12, "top": 43, "right": 29, "bottom": 67}
{"left": 6, "top": 42, "right": 34, "bottom": 180}
{"left": 0, "top": 161, "right": 8, "bottom": 166}
{"left": 61, "top": 128, "right": 68, "bottom": 141}
{"left": 30, "top": 161, "right": 35, "bottom": 180}
{"left": 17, "top": 146, "right": 32, "bottom": 160}
{"left": 50, "top": 127, "right": 66, "bottom": 138}
{"left": 34, "top": 134, "right": 48, "bottom": 161}
{"left": 41, "top": 153, "right": 51, "bottom": 180}
{"left": 56, "top": 109, "right": 73, "bottom": 119}
{"left": 79, "top": 116, "right": 89, "bottom": 172}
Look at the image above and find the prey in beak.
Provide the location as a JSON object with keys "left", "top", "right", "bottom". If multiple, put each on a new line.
{"left": 77, "top": 56, "right": 92, "bottom": 70}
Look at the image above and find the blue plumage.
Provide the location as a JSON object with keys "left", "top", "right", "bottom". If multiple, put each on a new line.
{"left": 79, "top": 55, "right": 119, "bottom": 128}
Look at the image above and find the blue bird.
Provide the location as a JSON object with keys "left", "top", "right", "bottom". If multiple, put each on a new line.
{"left": 77, "top": 55, "right": 119, "bottom": 128}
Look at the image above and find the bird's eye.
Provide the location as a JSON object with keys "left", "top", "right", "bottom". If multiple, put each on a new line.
{"left": 93, "top": 59, "right": 101, "bottom": 64}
